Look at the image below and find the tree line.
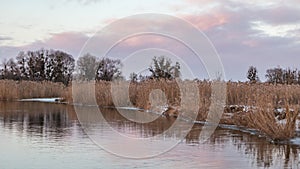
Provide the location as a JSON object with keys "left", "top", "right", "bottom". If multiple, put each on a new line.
{"left": 2, "top": 48, "right": 299, "bottom": 85}
{"left": 0, "top": 49, "right": 75, "bottom": 85}
{"left": 0, "top": 49, "right": 181, "bottom": 85}
{"left": 77, "top": 54, "right": 180, "bottom": 82}
{"left": 247, "top": 66, "right": 300, "bottom": 85}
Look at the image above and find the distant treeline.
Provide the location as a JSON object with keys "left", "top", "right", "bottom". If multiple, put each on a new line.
{"left": 1, "top": 48, "right": 300, "bottom": 85}
{"left": 0, "top": 49, "right": 125, "bottom": 85}
{"left": 0, "top": 49, "right": 75, "bottom": 85}
{"left": 0, "top": 49, "right": 180, "bottom": 85}
{"left": 247, "top": 66, "right": 300, "bottom": 85}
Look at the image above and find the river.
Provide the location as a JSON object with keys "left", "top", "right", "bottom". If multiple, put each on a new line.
{"left": 0, "top": 101, "right": 299, "bottom": 169}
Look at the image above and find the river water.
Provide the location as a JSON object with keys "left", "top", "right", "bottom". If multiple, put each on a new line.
{"left": 0, "top": 101, "right": 299, "bottom": 169}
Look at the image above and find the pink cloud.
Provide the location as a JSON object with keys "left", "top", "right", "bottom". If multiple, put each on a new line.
{"left": 21, "top": 32, "right": 89, "bottom": 58}
{"left": 42, "top": 32, "right": 89, "bottom": 54}
{"left": 120, "top": 35, "right": 167, "bottom": 48}
{"left": 102, "top": 18, "right": 119, "bottom": 25}
{"left": 242, "top": 40, "right": 259, "bottom": 47}
{"left": 0, "top": 32, "right": 89, "bottom": 59}
{"left": 185, "top": 0, "right": 216, "bottom": 5}
{"left": 181, "top": 12, "right": 230, "bottom": 31}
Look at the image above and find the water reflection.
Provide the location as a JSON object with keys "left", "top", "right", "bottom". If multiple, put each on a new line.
{"left": 186, "top": 125, "right": 300, "bottom": 168}
{"left": 99, "top": 107, "right": 177, "bottom": 137}
{"left": 0, "top": 102, "right": 77, "bottom": 140}
{"left": 0, "top": 101, "right": 299, "bottom": 168}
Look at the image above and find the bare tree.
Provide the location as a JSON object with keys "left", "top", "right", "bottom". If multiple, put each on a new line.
{"left": 0, "top": 59, "right": 8, "bottom": 79}
{"left": 283, "top": 68, "right": 297, "bottom": 85}
{"left": 129, "top": 72, "right": 138, "bottom": 82}
{"left": 0, "top": 58, "right": 20, "bottom": 80}
{"left": 266, "top": 67, "right": 284, "bottom": 84}
{"left": 96, "top": 57, "right": 123, "bottom": 81}
{"left": 148, "top": 56, "right": 180, "bottom": 80}
{"left": 47, "top": 50, "right": 75, "bottom": 85}
{"left": 266, "top": 67, "right": 298, "bottom": 85}
{"left": 7, "top": 58, "right": 19, "bottom": 80}
{"left": 16, "top": 51, "right": 29, "bottom": 80}
{"left": 1, "top": 49, "right": 76, "bottom": 85}
{"left": 27, "top": 49, "right": 47, "bottom": 81}
{"left": 247, "top": 66, "right": 259, "bottom": 83}
{"left": 77, "top": 53, "right": 98, "bottom": 81}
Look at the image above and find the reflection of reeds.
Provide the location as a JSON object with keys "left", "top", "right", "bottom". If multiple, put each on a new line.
{"left": 186, "top": 126, "right": 299, "bottom": 168}
{"left": 219, "top": 129, "right": 298, "bottom": 168}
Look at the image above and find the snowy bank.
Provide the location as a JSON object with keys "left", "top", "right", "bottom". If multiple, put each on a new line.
{"left": 19, "top": 98, "right": 65, "bottom": 103}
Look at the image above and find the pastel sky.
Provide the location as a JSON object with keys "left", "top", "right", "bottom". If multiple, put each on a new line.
{"left": 0, "top": 0, "right": 300, "bottom": 80}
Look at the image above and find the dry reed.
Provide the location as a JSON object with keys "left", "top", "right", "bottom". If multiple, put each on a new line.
{"left": 0, "top": 80, "right": 67, "bottom": 100}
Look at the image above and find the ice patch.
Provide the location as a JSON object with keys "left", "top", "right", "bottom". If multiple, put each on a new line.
{"left": 19, "top": 98, "right": 64, "bottom": 103}
{"left": 290, "top": 137, "right": 300, "bottom": 145}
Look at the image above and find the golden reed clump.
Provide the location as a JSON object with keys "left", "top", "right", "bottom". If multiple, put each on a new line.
{"left": 0, "top": 80, "right": 67, "bottom": 100}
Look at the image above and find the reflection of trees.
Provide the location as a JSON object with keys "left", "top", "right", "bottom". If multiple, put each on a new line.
{"left": 0, "top": 102, "right": 77, "bottom": 139}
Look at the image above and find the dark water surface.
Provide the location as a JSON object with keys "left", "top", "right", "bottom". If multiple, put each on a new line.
{"left": 0, "top": 102, "right": 299, "bottom": 169}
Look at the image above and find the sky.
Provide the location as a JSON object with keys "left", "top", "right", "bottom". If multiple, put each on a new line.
{"left": 0, "top": 0, "right": 300, "bottom": 80}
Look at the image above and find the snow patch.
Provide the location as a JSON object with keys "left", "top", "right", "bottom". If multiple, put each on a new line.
{"left": 276, "top": 118, "right": 287, "bottom": 125}
{"left": 290, "top": 137, "right": 300, "bottom": 145}
{"left": 19, "top": 98, "right": 64, "bottom": 103}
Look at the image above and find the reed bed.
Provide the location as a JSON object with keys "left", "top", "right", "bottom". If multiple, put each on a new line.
{"left": 0, "top": 80, "right": 67, "bottom": 100}
{"left": 246, "top": 105, "right": 299, "bottom": 141}
{"left": 226, "top": 83, "right": 300, "bottom": 141}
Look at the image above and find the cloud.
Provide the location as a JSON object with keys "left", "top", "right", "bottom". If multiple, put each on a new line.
{"left": 0, "top": 36, "right": 12, "bottom": 41}
{"left": 0, "top": 46, "right": 21, "bottom": 60}
{"left": 0, "top": 32, "right": 89, "bottom": 60}
{"left": 258, "top": 6, "right": 300, "bottom": 25}
{"left": 39, "top": 32, "right": 89, "bottom": 56}
{"left": 181, "top": 12, "right": 229, "bottom": 31}
{"left": 65, "top": 0, "right": 104, "bottom": 5}
{"left": 176, "top": 1, "right": 300, "bottom": 80}
{"left": 1, "top": 0, "right": 300, "bottom": 80}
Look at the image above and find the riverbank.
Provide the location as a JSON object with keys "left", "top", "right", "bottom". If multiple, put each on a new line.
{"left": 1, "top": 79, "right": 300, "bottom": 141}
{"left": 0, "top": 80, "right": 67, "bottom": 101}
